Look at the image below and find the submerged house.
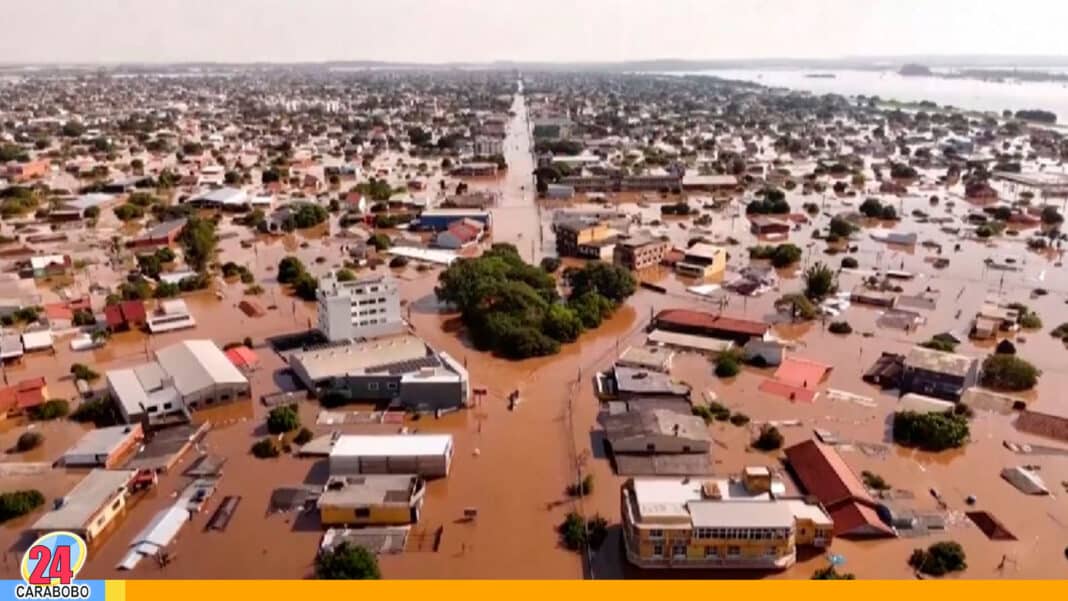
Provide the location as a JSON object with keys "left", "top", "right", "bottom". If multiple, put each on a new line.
{"left": 899, "top": 346, "right": 979, "bottom": 401}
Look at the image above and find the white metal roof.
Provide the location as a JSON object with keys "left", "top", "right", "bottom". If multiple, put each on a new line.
{"left": 21, "top": 329, "right": 54, "bottom": 350}
{"left": 331, "top": 434, "right": 453, "bottom": 458}
{"left": 155, "top": 339, "right": 247, "bottom": 396}
{"left": 688, "top": 501, "right": 795, "bottom": 529}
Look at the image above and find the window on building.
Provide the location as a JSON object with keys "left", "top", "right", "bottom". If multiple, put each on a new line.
{"left": 671, "top": 543, "right": 687, "bottom": 559}
{"left": 369, "top": 383, "right": 379, "bottom": 391}
{"left": 354, "top": 508, "right": 371, "bottom": 519}
{"left": 163, "top": 402, "right": 172, "bottom": 410}
{"left": 704, "top": 546, "right": 718, "bottom": 558}
{"left": 651, "top": 543, "right": 664, "bottom": 558}
{"left": 727, "top": 546, "right": 741, "bottom": 558}
{"left": 111, "top": 499, "right": 122, "bottom": 510}
{"left": 645, "top": 443, "right": 655, "bottom": 452}
{"left": 386, "top": 382, "right": 399, "bottom": 391}
{"left": 648, "top": 529, "right": 663, "bottom": 539}
{"left": 765, "top": 546, "right": 778, "bottom": 557}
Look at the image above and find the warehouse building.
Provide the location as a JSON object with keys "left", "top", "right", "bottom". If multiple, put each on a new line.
{"left": 288, "top": 334, "right": 469, "bottom": 411}
{"left": 107, "top": 340, "right": 251, "bottom": 423}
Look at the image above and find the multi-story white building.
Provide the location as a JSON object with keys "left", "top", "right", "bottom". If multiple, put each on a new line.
{"left": 317, "top": 272, "right": 405, "bottom": 342}
{"left": 474, "top": 136, "right": 503, "bottom": 157}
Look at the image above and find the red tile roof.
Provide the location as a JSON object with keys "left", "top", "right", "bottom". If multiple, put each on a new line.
{"left": 828, "top": 502, "right": 894, "bottom": 538}
{"left": 783, "top": 440, "right": 895, "bottom": 538}
{"left": 654, "top": 309, "right": 769, "bottom": 337}
{"left": 446, "top": 222, "right": 481, "bottom": 243}
{"left": 119, "top": 300, "right": 146, "bottom": 322}
{"left": 225, "top": 346, "right": 259, "bottom": 369}
{"left": 758, "top": 379, "right": 817, "bottom": 403}
{"left": 0, "top": 377, "right": 46, "bottom": 411}
{"left": 785, "top": 439, "right": 872, "bottom": 506}
{"left": 44, "top": 303, "right": 74, "bottom": 321}
{"left": 104, "top": 304, "right": 124, "bottom": 328}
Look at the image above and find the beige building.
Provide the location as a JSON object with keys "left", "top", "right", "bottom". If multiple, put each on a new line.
{"left": 31, "top": 469, "right": 137, "bottom": 543}
{"left": 621, "top": 468, "right": 833, "bottom": 570}
{"left": 675, "top": 243, "right": 727, "bottom": 279}
{"left": 613, "top": 235, "right": 670, "bottom": 270}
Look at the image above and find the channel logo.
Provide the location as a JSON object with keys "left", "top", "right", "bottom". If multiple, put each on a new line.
{"left": 13, "top": 531, "right": 93, "bottom": 600}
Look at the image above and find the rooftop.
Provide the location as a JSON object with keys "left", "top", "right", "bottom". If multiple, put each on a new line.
{"left": 612, "top": 365, "right": 690, "bottom": 397}
{"left": 602, "top": 409, "right": 710, "bottom": 444}
{"left": 62, "top": 425, "right": 141, "bottom": 460}
{"left": 318, "top": 474, "right": 423, "bottom": 507}
{"left": 32, "top": 469, "right": 136, "bottom": 532}
{"left": 655, "top": 309, "right": 769, "bottom": 338}
{"left": 290, "top": 335, "right": 433, "bottom": 382}
{"left": 904, "top": 345, "right": 976, "bottom": 377}
{"left": 331, "top": 434, "right": 453, "bottom": 458}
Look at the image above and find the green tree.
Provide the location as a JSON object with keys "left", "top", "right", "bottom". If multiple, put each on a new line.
{"left": 753, "top": 425, "right": 784, "bottom": 451}
{"left": 980, "top": 354, "right": 1040, "bottom": 391}
{"left": 803, "top": 261, "right": 838, "bottom": 299}
{"left": 892, "top": 411, "right": 969, "bottom": 451}
{"left": 775, "top": 293, "right": 817, "bottom": 320}
{"left": 566, "top": 261, "right": 637, "bottom": 303}
{"left": 113, "top": 203, "right": 145, "bottom": 221}
{"left": 266, "top": 405, "right": 300, "bottom": 435}
{"left": 30, "top": 399, "right": 70, "bottom": 421}
{"left": 715, "top": 351, "right": 742, "bottom": 378}
{"left": 812, "top": 565, "right": 856, "bottom": 580}
{"left": 293, "top": 272, "right": 319, "bottom": 301}
{"left": 277, "top": 256, "right": 306, "bottom": 284}
{"left": 828, "top": 321, "right": 852, "bottom": 334}
{"left": 16, "top": 431, "right": 43, "bottom": 452}
{"left": 71, "top": 363, "right": 100, "bottom": 382}
{"left": 293, "top": 428, "right": 314, "bottom": 445}
{"left": 567, "top": 291, "right": 614, "bottom": 329}
{"left": 540, "top": 257, "right": 561, "bottom": 273}
{"left": 1040, "top": 205, "right": 1064, "bottom": 225}
{"left": 0, "top": 490, "right": 45, "bottom": 523}
{"left": 180, "top": 216, "right": 217, "bottom": 272}
{"left": 335, "top": 269, "right": 356, "bottom": 282}
{"left": 909, "top": 541, "right": 967, "bottom": 576}
{"left": 829, "top": 216, "right": 857, "bottom": 238}
{"left": 251, "top": 438, "right": 280, "bottom": 459}
{"left": 315, "top": 542, "right": 381, "bottom": 579}
{"left": 367, "top": 233, "right": 391, "bottom": 251}
{"left": 543, "top": 304, "right": 583, "bottom": 343}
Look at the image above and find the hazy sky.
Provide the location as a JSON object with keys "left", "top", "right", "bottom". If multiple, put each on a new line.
{"left": 4, "top": 0, "right": 1068, "bottom": 63}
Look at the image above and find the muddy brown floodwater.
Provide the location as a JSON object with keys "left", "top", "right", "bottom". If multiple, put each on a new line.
{"left": 3, "top": 91, "right": 1068, "bottom": 579}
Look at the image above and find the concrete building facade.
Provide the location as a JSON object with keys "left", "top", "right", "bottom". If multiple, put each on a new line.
{"left": 317, "top": 273, "right": 404, "bottom": 342}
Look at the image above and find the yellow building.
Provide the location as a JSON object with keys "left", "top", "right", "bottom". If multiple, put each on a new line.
{"left": 621, "top": 467, "right": 833, "bottom": 570}
{"left": 674, "top": 243, "right": 727, "bottom": 280}
{"left": 554, "top": 220, "right": 617, "bottom": 258}
{"left": 317, "top": 474, "right": 425, "bottom": 527}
